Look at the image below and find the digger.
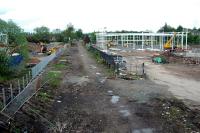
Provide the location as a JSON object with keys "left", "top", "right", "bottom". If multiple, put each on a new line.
{"left": 164, "top": 32, "right": 177, "bottom": 51}
{"left": 47, "top": 47, "right": 56, "bottom": 55}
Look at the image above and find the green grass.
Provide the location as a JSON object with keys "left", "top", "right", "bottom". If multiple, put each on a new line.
{"left": 53, "top": 63, "right": 66, "bottom": 70}
{"left": 30, "top": 107, "right": 41, "bottom": 114}
{"left": 105, "top": 67, "right": 115, "bottom": 77}
{"left": 88, "top": 49, "right": 104, "bottom": 64}
{"left": 37, "top": 92, "right": 51, "bottom": 102}
{"left": 87, "top": 47, "right": 115, "bottom": 77}
{"left": 45, "top": 71, "right": 62, "bottom": 88}
{"left": 0, "top": 76, "right": 8, "bottom": 83}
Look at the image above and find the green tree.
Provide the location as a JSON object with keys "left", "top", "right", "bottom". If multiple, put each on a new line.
{"left": 52, "top": 29, "right": 63, "bottom": 42}
{"left": 158, "top": 23, "right": 176, "bottom": 32}
{"left": 75, "top": 29, "right": 83, "bottom": 39}
{"left": 62, "top": 23, "right": 76, "bottom": 43}
{"left": 0, "top": 19, "right": 28, "bottom": 77}
{"left": 176, "top": 25, "right": 183, "bottom": 32}
{"left": 89, "top": 32, "right": 96, "bottom": 44}
{"left": 0, "top": 19, "right": 28, "bottom": 56}
{"left": 33, "top": 26, "right": 50, "bottom": 43}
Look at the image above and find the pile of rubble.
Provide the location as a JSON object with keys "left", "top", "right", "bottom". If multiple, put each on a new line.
{"left": 160, "top": 51, "right": 200, "bottom": 65}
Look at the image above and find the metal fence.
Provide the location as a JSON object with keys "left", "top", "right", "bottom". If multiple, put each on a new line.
{"left": 0, "top": 46, "right": 66, "bottom": 114}
{"left": 88, "top": 46, "right": 125, "bottom": 68}
{"left": 31, "top": 53, "right": 56, "bottom": 78}
{"left": 88, "top": 45, "right": 144, "bottom": 76}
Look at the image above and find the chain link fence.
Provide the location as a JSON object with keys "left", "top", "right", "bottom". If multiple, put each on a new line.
{"left": 0, "top": 45, "right": 66, "bottom": 121}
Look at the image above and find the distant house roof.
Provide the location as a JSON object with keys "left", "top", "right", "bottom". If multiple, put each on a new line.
{"left": 190, "top": 30, "right": 200, "bottom": 36}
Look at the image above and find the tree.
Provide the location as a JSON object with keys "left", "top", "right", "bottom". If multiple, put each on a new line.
{"left": 52, "top": 29, "right": 63, "bottom": 42}
{"left": 83, "top": 34, "right": 90, "bottom": 44}
{"left": 176, "top": 25, "right": 183, "bottom": 32}
{"left": 0, "top": 19, "right": 28, "bottom": 77}
{"left": 75, "top": 29, "right": 83, "bottom": 39}
{"left": 0, "top": 19, "right": 28, "bottom": 56}
{"left": 158, "top": 23, "right": 176, "bottom": 32}
{"left": 33, "top": 26, "right": 50, "bottom": 43}
{"left": 89, "top": 32, "right": 96, "bottom": 44}
{"left": 62, "top": 24, "right": 76, "bottom": 43}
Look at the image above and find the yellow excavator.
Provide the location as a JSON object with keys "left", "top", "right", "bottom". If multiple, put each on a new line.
{"left": 47, "top": 47, "right": 56, "bottom": 55}
{"left": 164, "top": 32, "right": 177, "bottom": 50}
{"left": 107, "top": 41, "right": 116, "bottom": 49}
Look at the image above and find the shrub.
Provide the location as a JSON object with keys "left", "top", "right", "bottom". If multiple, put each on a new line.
{"left": 0, "top": 51, "right": 11, "bottom": 76}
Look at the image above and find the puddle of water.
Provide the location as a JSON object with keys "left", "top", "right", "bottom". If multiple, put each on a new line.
{"left": 90, "top": 65, "right": 97, "bottom": 69}
{"left": 111, "top": 96, "right": 120, "bottom": 104}
{"left": 57, "top": 100, "right": 62, "bottom": 103}
{"left": 108, "top": 90, "right": 113, "bottom": 96}
{"left": 100, "top": 77, "right": 107, "bottom": 83}
{"left": 59, "top": 59, "right": 67, "bottom": 62}
{"left": 67, "top": 76, "right": 89, "bottom": 85}
{"left": 108, "top": 90, "right": 113, "bottom": 93}
{"left": 119, "top": 109, "right": 130, "bottom": 117}
{"left": 50, "top": 71, "right": 61, "bottom": 73}
{"left": 96, "top": 72, "right": 101, "bottom": 75}
{"left": 120, "top": 105, "right": 125, "bottom": 108}
{"left": 132, "top": 128, "right": 153, "bottom": 133}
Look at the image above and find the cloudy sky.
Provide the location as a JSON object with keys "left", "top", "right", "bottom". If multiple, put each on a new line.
{"left": 0, "top": 0, "right": 200, "bottom": 32}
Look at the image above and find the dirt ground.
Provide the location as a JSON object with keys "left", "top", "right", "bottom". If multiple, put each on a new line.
{"left": 6, "top": 43, "right": 200, "bottom": 133}
{"left": 145, "top": 61, "right": 200, "bottom": 107}
{"left": 117, "top": 50, "right": 200, "bottom": 108}
{"left": 163, "top": 64, "right": 200, "bottom": 81}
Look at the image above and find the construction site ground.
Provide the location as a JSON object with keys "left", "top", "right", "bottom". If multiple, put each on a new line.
{"left": 7, "top": 43, "right": 200, "bottom": 132}
{"left": 118, "top": 50, "right": 200, "bottom": 107}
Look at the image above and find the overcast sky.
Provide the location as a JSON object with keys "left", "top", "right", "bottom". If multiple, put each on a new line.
{"left": 0, "top": 0, "right": 200, "bottom": 32}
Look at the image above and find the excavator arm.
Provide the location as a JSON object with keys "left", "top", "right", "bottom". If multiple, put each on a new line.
{"left": 164, "top": 32, "right": 176, "bottom": 50}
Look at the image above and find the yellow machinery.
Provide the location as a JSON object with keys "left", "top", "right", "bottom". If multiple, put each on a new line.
{"left": 164, "top": 32, "right": 177, "bottom": 50}
{"left": 107, "top": 41, "right": 116, "bottom": 49}
{"left": 47, "top": 47, "right": 56, "bottom": 55}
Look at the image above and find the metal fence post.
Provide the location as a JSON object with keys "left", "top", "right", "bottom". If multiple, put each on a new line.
{"left": 142, "top": 63, "right": 145, "bottom": 75}
{"left": 2, "top": 88, "right": 6, "bottom": 107}
{"left": 18, "top": 80, "right": 21, "bottom": 94}
{"left": 10, "top": 84, "right": 13, "bottom": 100}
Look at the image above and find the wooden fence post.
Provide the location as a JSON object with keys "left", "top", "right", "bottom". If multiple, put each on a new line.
{"left": 26, "top": 74, "right": 28, "bottom": 85}
{"left": 10, "top": 84, "right": 13, "bottom": 100}
{"left": 23, "top": 76, "right": 25, "bottom": 89}
{"left": 2, "top": 88, "right": 6, "bottom": 107}
{"left": 18, "top": 80, "right": 21, "bottom": 94}
{"left": 29, "top": 71, "right": 31, "bottom": 81}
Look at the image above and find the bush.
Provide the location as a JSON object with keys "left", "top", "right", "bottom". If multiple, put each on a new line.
{"left": 0, "top": 51, "right": 11, "bottom": 76}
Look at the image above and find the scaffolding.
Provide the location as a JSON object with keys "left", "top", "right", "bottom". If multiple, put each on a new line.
{"left": 0, "top": 33, "right": 8, "bottom": 44}
{"left": 96, "top": 32, "right": 188, "bottom": 51}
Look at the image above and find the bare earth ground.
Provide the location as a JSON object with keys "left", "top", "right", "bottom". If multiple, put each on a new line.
{"left": 118, "top": 50, "right": 200, "bottom": 108}
{"left": 145, "top": 62, "right": 200, "bottom": 107}
{"left": 8, "top": 44, "right": 200, "bottom": 133}
{"left": 49, "top": 44, "right": 166, "bottom": 132}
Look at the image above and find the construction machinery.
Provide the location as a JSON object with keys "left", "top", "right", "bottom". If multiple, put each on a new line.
{"left": 107, "top": 40, "right": 116, "bottom": 49}
{"left": 164, "top": 32, "right": 177, "bottom": 50}
{"left": 47, "top": 47, "right": 56, "bottom": 55}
